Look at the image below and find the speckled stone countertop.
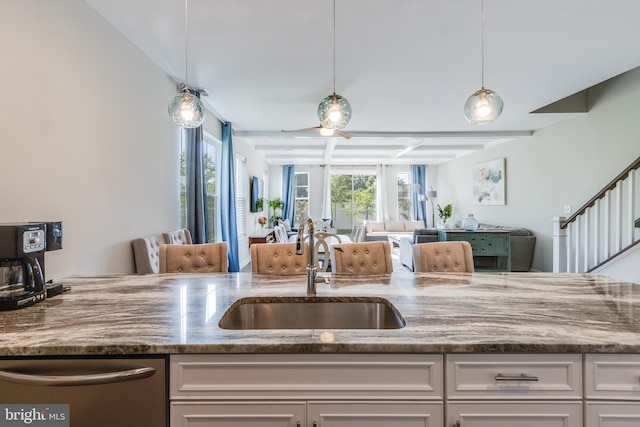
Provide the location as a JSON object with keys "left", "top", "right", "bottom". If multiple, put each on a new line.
{"left": 1, "top": 272, "right": 639, "bottom": 356}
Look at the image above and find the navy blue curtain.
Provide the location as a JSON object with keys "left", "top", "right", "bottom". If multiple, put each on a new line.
{"left": 281, "top": 165, "right": 295, "bottom": 224}
{"left": 220, "top": 122, "right": 240, "bottom": 272}
{"left": 410, "top": 164, "right": 428, "bottom": 227}
{"left": 184, "top": 91, "right": 207, "bottom": 244}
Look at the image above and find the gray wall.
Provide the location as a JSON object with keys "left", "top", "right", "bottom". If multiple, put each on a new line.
{"left": 0, "top": 0, "right": 269, "bottom": 277}
{"left": 1, "top": 0, "right": 189, "bottom": 279}
{"left": 436, "top": 67, "right": 640, "bottom": 271}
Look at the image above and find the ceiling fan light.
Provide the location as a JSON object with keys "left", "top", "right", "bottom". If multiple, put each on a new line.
{"left": 318, "top": 93, "right": 352, "bottom": 129}
{"left": 463, "top": 87, "right": 503, "bottom": 124}
{"left": 319, "top": 127, "right": 335, "bottom": 136}
{"left": 168, "top": 91, "right": 206, "bottom": 128}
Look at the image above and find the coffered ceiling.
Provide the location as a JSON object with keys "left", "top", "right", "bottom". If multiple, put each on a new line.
{"left": 84, "top": 0, "right": 640, "bottom": 165}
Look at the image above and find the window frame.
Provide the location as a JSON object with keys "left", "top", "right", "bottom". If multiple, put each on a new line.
{"left": 234, "top": 154, "right": 247, "bottom": 238}
{"left": 329, "top": 170, "right": 377, "bottom": 233}
{"left": 294, "top": 171, "right": 309, "bottom": 224}
{"left": 179, "top": 131, "right": 221, "bottom": 243}
{"left": 397, "top": 171, "right": 410, "bottom": 220}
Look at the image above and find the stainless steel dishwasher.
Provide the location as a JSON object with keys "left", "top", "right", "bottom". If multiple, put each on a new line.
{"left": 0, "top": 356, "right": 166, "bottom": 427}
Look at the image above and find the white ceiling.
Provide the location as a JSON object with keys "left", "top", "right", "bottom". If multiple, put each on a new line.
{"left": 84, "top": 0, "right": 640, "bottom": 165}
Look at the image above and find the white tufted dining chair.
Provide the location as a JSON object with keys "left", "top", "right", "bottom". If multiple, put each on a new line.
{"left": 412, "top": 241, "right": 475, "bottom": 273}
{"left": 274, "top": 224, "right": 288, "bottom": 243}
{"left": 250, "top": 243, "right": 309, "bottom": 275}
{"left": 131, "top": 228, "right": 193, "bottom": 274}
{"left": 350, "top": 224, "right": 365, "bottom": 242}
{"left": 330, "top": 241, "right": 394, "bottom": 275}
{"left": 159, "top": 243, "right": 228, "bottom": 274}
{"left": 313, "top": 232, "right": 342, "bottom": 272}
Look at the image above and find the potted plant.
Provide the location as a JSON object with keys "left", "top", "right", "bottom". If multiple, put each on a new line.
{"left": 437, "top": 203, "right": 452, "bottom": 228}
{"left": 267, "top": 197, "right": 284, "bottom": 225}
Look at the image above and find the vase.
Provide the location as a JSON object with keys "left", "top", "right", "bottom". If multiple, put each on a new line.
{"left": 436, "top": 219, "right": 445, "bottom": 229}
{"left": 462, "top": 214, "right": 479, "bottom": 231}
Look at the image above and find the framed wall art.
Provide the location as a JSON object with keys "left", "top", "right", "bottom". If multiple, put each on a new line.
{"left": 473, "top": 158, "right": 506, "bottom": 205}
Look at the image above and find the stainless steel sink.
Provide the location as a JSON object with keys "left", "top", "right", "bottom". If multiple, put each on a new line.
{"left": 218, "top": 296, "right": 406, "bottom": 330}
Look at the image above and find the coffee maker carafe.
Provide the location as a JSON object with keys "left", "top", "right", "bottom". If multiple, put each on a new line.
{"left": 0, "top": 223, "right": 47, "bottom": 310}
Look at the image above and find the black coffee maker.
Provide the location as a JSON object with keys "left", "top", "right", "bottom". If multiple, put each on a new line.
{"left": 0, "top": 223, "right": 55, "bottom": 310}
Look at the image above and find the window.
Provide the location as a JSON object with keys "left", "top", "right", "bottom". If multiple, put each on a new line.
{"left": 397, "top": 172, "right": 410, "bottom": 220}
{"left": 180, "top": 133, "right": 219, "bottom": 243}
{"left": 330, "top": 173, "right": 377, "bottom": 234}
{"left": 203, "top": 138, "right": 218, "bottom": 242}
{"left": 235, "top": 155, "right": 247, "bottom": 237}
{"left": 294, "top": 172, "right": 309, "bottom": 224}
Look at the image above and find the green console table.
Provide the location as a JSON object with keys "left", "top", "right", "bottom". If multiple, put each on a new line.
{"left": 438, "top": 229, "right": 511, "bottom": 272}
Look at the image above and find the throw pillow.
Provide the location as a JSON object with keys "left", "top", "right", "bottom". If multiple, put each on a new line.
{"left": 282, "top": 219, "right": 292, "bottom": 232}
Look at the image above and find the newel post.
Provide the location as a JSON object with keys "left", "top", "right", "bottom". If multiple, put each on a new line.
{"left": 552, "top": 216, "right": 567, "bottom": 272}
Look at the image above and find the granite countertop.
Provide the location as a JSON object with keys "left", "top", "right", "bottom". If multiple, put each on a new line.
{"left": 0, "top": 272, "right": 639, "bottom": 356}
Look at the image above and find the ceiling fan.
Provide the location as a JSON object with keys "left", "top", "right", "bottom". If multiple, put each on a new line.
{"left": 281, "top": 125, "right": 352, "bottom": 139}
{"left": 282, "top": 0, "right": 352, "bottom": 140}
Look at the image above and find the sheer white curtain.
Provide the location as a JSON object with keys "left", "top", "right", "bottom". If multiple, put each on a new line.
{"left": 376, "top": 164, "right": 389, "bottom": 221}
{"left": 321, "top": 165, "right": 332, "bottom": 220}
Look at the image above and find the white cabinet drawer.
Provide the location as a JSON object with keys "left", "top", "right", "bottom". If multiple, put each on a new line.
{"left": 448, "top": 401, "right": 582, "bottom": 427}
{"left": 308, "top": 401, "right": 443, "bottom": 427}
{"left": 446, "top": 354, "right": 582, "bottom": 399}
{"left": 585, "top": 354, "right": 640, "bottom": 400}
{"left": 171, "top": 354, "right": 443, "bottom": 400}
{"left": 171, "top": 401, "right": 306, "bottom": 427}
{"left": 585, "top": 402, "right": 640, "bottom": 427}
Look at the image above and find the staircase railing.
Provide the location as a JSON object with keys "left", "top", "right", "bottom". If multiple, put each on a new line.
{"left": 553, "top": 156, "right": 640, "bottom": 273}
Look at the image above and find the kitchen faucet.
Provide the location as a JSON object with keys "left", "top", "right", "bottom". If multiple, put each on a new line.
{"left": 295, "top": 218, "right": 317, "bottom": 296}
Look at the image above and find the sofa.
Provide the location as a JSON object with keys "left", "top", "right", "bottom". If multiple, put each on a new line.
{"left": 399, "top": 223, "right": 536, "bottom": 272}
{"left": 364, "top": 220, "right": 425, "bottom": 241}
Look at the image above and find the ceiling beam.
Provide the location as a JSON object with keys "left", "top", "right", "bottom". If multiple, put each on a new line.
{"left": 234, "top": 130, "right": 533, "bottom": 139}
{"left": 323, "top": 138, "right": 337, "bottom": 164}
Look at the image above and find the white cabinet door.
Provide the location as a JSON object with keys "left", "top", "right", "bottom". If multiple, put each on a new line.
{"left": 307, "top": 401, "right": 442, "bottom": 427}
{"left": 171, "top": 401, "right": 306, "bottom": 427}
{"left": 448, "top": 401, "right": 582, "bottom": 427}
{"left": 585, "top": 354, "right": 640, "bottom": 400}
{"left": 586, "top": 402, "right": 640, "bottom": 427}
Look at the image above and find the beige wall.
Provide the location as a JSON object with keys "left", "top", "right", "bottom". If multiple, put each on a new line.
{"left": 1, "top": 0, "right": 184, "bottom": 279}
{"left": 436, "top": 67, "right": 640, "bottom": 271}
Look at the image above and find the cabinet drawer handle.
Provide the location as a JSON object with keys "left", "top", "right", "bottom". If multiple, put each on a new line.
{"left": 297, "top": 423, "right": 301, "bottom": 427}
{"left": 313, "top": 422, "right": 317, "bottom": 427}
{"left": 495, "top": 373, "right": 539, "bottom": 382}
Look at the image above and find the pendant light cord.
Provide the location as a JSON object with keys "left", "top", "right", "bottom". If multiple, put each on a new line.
{"left": 184, "top": 0, "right": 190, "bottom": 89}
{"left": 480, "top": 0, "right": 485, "bottom": 89}
{"left": 332, "top": 0, "right": 336, "bottom": 95}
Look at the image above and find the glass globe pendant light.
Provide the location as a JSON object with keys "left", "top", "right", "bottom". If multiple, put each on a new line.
{"left": 464, "top": 0, "right": 503, "bottom": 125}
{"left": 168, "top": 0, "right": 205, "bottom": 128}
{"left": 317, "top": 0, "right": 352, "bottom": 130}
{"left": 169, "top": 84, "right": 205, "bottom": 128}
{"left": 318, "top": 93, "right": 351, "bottom": 129}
